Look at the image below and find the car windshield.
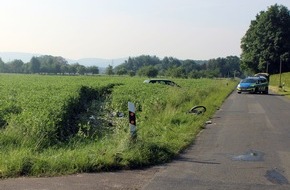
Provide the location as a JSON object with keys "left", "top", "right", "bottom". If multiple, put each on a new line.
{"left": 241, "top": 78, "right": 257, "bottom": 83}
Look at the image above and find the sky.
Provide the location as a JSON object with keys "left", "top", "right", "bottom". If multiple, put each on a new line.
{"left": 1, "top": 0, "right": 290, "bottom": 60}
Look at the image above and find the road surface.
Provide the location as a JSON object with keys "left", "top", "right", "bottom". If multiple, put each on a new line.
{"left": 143, "top": 91, "right": 290, "bottom": 190}
{"left": 1, "top": 91, "right": 290, "bottom": 189}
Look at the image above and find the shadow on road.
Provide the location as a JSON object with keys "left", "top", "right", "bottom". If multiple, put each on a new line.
{"left": 175, "top": 156, "right": 221, "bottom": 165}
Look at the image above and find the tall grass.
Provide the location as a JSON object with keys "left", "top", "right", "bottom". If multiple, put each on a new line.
{"left": 0, "top": 74, "right": 238, "bottom": 178}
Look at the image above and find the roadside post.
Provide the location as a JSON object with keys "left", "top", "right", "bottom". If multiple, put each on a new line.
{"left": 128, "top": 102, "right": 137, "bottom": 140}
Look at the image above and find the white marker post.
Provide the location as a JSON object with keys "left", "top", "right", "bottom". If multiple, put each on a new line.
{"left": 128, "top": 102, "right": 137, "bottom": 140}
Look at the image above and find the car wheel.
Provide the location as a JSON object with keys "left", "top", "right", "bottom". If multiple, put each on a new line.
{"left": 264, "top": 87, "right": 269, "bottom": 94}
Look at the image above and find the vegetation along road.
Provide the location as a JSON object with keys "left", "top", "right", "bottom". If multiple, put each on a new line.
{"left": 1, "top": 84, "right": 290, "bottom": 189}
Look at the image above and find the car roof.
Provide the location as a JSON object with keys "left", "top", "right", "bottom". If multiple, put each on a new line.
{"left": 246, "top": 76, "right": 267, "bottom": 80}
{"left": 143, "top": 79, "right": 180, "bottom": 87}
{"left": 245, "top": 77, "right": 259, "bottom": 80}
{"left": 254, "top": 73, "right": 269, "bottom": 77}
{"left": 146, "top": 79, "right": 172, "bottom": 81}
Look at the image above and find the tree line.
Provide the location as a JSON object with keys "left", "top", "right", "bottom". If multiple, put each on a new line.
{"left": 112, "top": 55, "right": 241, "bottom": 78}
{"left": 0, "top": 54, "right": 241, "bottom": 79}
{"left": 0, "top": 55, "right": 99, "bottom": 75}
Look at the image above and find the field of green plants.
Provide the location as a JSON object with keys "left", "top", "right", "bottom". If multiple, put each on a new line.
{"left": 0, "top": 74, "right": 237, "bottom": 178}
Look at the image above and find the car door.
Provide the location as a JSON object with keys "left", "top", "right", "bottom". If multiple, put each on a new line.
{"left": 260, "top": 78, "right": 268, "bottom": 91}
{"left": 256, "top": 79, "right": 264, "bottom": 92}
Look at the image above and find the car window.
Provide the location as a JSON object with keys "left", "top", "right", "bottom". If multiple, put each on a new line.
{"left": 144, "top": 79, "right": 179, "bottom": 87}
{"left": 242, "top": 79, "right": 256, "bottom": 83}
{"left": 260, "top": 78, "right": 267, "bottom": 83}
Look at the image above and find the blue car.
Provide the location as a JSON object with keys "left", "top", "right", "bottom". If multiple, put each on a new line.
{"left": 236, "top": 76, "right": 269, "bottom": 94}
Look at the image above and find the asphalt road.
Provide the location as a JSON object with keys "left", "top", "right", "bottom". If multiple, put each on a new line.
{"left": 1, "top": 91, "right": 290, "bottom": 190}
{"left": 143, "top": 91, "right": 290, "bottom": 190}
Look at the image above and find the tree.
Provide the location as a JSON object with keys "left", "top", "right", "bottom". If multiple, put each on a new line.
{"left": 161, "top": 57, "right": 181, "bottom": 70}
{"left": 28, "top": 57, "right": 41, "bottom": 73}
{"left": 36, "top": 55, "right": 69, "bottom": 74}
{"left": 0, "top": 58, "right": 5, "bottom": 73}
{"left": 116, "top": 68, "right": 127, "bottom": 75}
{"left": 87, "top": 66, "right": 99, "bottom": 74}
{"left": 77, "top": 65, "right": 86, "bottom": 75}
{"left": 207, "top": 56, "right": 240, "bottom": 77}
{"left": 69, "top": 64, "right": 78, "bottom": 74}
{"left": 60, "top": 64, "right": 70, "bottom": 74}
{"left": 181, "top": 60, "right": 201, "bottom": 75}
{"left": 7, "top": 59, "right": 24, "bottom": 73}
{"left": 165, "top": 66, "right": 186, "bottom": 78}
{"left": 225, "top": 56, "right": 241, "bottom": 77}
{"left": 106, "top": 65, "right": 114, "bottom": 75}
{"left": 128, "top": 70, "right": 135, "bottom": 77}
{"left": 137, "top": 66, "right": 158, "bottom": 77}
{"left": 188, "top": 70, "right": 205, "bottom": 79}
{"left": 241, "top": 4, "right": 290, "bottom": 74}
{"left": 114, "top": 55, "right": 160, "bottom": 73}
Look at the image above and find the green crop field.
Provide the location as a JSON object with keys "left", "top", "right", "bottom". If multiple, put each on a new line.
{"left": 0, "top": 74, "right": 237, "bottom": 178}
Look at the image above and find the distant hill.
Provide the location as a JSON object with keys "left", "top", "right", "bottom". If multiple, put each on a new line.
{"left": 0, "top": 52, "right": 41, "bottom": 63}
{"left": 0, "top": 52, "right": 127, "bottom": 68}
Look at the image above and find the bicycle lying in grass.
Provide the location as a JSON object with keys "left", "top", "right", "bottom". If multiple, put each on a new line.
{"left": 188, "top": 105, "right": 206, "bottom": 115}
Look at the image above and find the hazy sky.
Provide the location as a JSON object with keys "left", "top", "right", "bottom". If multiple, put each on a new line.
{"left": 1, "top": 0, "right": 290, "bottom": 60}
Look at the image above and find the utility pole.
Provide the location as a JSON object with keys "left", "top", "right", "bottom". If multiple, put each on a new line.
{"left": 279, "top": 56, "right": 282, "bottom": 88}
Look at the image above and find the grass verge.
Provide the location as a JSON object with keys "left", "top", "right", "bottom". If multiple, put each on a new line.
{"left": 269, "top": 72, "right": 290, "bottom": 98}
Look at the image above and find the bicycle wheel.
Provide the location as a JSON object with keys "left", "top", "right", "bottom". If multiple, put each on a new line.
{"left": 189, "top": 105, "right": 206, "bottom": 115}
